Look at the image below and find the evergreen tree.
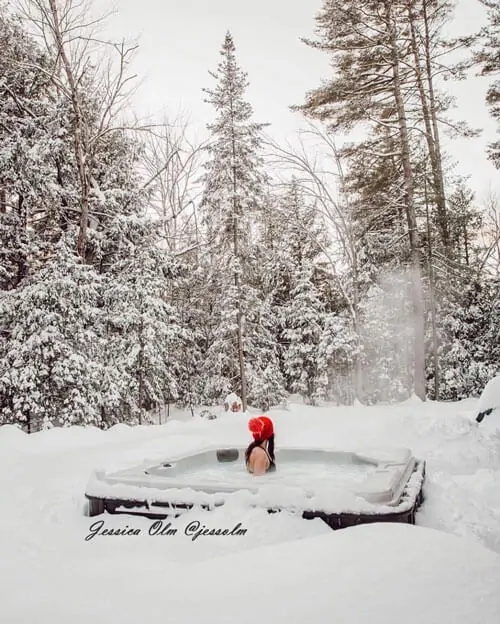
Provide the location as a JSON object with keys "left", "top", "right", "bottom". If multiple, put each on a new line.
{"left": 484, "top": 283, "right": 500, "bottom": 369}
{"left": 102, "top": 215, "right": 183, "bottom": 425}
{"left": 431, "top": 279, "right": 497, "bottom": 400}
{"left": 0, "top": 237, "right": 104, "bottom": 431}
{"left": 422, "top": 178, "right": 491, "bottom": 399}
{"left": 0, "top": 4, "right": 192, "bottom": 429}
{"left": 476, "top": 0, "right": 500, "bottom": 167}
{"left": 199, "top": 31, "right": 270, "bottom": 410}
{"left": 282, "top": 264, "right": 327, "bottom": 403}
{"left": 317, "top": 309, "right": 360, "bottom": 405}
{"left": 295, "top": 0, "right": 476, "bottom": 401}
{"left": 0, "top": 10, "right": 74, "bottom": 290}
{"left": 446, "top": 182, "right": 483, "bottom": 266}
{"left": 168, "top": 250, "right": 209, "bottom": 412}
{"left": 294, "top": 0, "right": 430, "bottom": 399}
{"left": 242, "top": 290, "right": 287, "bottom": 411}
{"left": 260, "top": 182, "right": 330, "bottom": 404}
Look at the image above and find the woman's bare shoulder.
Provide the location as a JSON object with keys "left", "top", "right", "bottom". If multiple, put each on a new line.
{"left": 250, "top": 446, "right": 270, "bottom": 465}
{"left": 250, "top": 446, "right": 268, "bottom": 457}
{"left": 249, "top": 446, "right": 269, "bottom": 475}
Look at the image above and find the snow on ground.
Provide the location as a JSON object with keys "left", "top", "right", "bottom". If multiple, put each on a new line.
{"left": 1, "top": 398, "right": 500, "bottom": 622}
{"left": 477, "top": 374, "right": 500, "bottom": 417}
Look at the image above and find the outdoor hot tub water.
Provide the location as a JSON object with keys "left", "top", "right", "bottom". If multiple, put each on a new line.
{"left": 85, "top": 446, "right": 426, "bottom": 528}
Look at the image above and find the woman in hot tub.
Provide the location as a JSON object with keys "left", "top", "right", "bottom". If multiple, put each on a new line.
{"left": 245, "top": 416, "right": 276, "bottom": 475}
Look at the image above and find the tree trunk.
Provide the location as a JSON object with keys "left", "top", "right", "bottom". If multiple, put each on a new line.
{"left": 15, "top": 195, "right": 28, "bottom": 287}
{"left": 48, "top": 0, "right": 89, "bottom": 259}
{"left": 351, "top": 262, "right": 364, "bottom": 404}
{"left": 138, "top": 367, "right": 144, "bottom": 425}
{"left": 138, "top": 311, "right": 144, "bottom": 425}
{"left": 230, "top": 103, "right": 248, "bottom": 412}
{"left": 387, "top": 2, "right": 426, "bottom": 400}
{"left": 463, "top": 222, "right": 470, "bottom": 265}
{"left": 407, "top": 0, "right": 450, "bottom": 255}
{"left": 233, "top": 216, "right": 248, "bottom": 412}
{"left": 425, "top": 173, "right": 440, "bottom": 399}
{"left": 334, "top": 148, "right": 364, "bottom": 404}
{"left": 422, "top": 0, "right": 449, "bottom": 253}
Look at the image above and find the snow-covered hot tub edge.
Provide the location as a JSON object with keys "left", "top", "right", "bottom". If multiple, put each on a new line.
{"left": 86, "top": 461, "right": 425, "bottom": 516}
{"left": 84, "top": 449, "right": 426, "bottom": 529}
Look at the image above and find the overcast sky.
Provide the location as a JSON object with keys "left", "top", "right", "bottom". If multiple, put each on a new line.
{"left": 96, "top": 0, "right": 499, "bottom": 199}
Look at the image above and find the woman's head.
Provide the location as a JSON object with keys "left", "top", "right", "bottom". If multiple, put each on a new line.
{"left": 248, "top": 416, "right": 274, "bottom": 441}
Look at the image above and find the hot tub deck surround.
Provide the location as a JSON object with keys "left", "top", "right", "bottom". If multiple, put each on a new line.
{"left": 85, "top": 446, "right": 426, "bottom": 530}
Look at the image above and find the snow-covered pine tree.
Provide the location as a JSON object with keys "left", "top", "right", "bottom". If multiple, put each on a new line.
{"left": 295, "top": 0, "right": 476, "bottom": 401}
{"left": 260, "top": 181, "right": 330, "bottom": 404}
{"left": 0, "top": 236, "right": 104, "bottom": 431}
{"left": 423, "top": 179, "right": 494, "bottom": 400}
{"left": 171, "top": 301, "right": 208, "bottom": 414}
{"left": 431, "top": 278, "right": 497, "bottom": 400}
{"left": 294, "top": 0, "right": 429, "bottom": 398}
{"left": 0, "top": 4, "right": 191, "bottom": 429}
{"left": 339, "top": 132, "right": 420, "bottom": 402}
{"left": 101, "top": 215, "right": 184, "bottom": 425}
{"left": 317, "top": 309, "right": 360, "bottom": 405}
{"left": 281, "top": 263, "right": 327, "bottom": 404}
{"left": 83, "top": 128, "right": 149, "bottom": 272}
{"left": 164, "top": 240, "right": 210, "bottom": 413}
{"left": 485, "top": 285, "right": 500, "bottom": 370}
{"left": 241, "top": 288, "right": 287, "bottom": 411}
{"left": 475, "top": 0, "right": 500, "bottom": 167}
{"left": 15, "top": 0, "right": 148, "bottom": 262}
{"left": 0, "top": 9, "right": 76, "bottom": 290}
{"left": 198, "top": 31, "right": 272, "bottom": 410}
{"left": 441, "top": 183, "right": 478, "bottom": 265}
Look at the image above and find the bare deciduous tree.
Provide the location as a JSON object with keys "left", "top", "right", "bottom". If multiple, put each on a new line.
{"left": 17, "top": 0, "right": 148, "bottom": 258}
{"left": 264, "top": 123, "right": 365, "bottom": 402}
{"left": 478, "top": 190, "right": 500, "bottom": 277}
{"left": 142, "top": 116, "right": 206, "bottom": 252}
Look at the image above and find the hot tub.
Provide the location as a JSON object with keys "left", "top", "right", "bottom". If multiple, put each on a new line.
{"left": 85, "top": 446, "right": 425, "bottom": 530}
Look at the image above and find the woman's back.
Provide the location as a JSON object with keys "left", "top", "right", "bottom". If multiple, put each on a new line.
{"left": 246, "top": 441, "right": 275, "bottom": 476}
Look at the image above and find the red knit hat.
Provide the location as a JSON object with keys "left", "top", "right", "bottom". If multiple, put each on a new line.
{"left": 248, "top": 416, "right": 274, "bottom": 441}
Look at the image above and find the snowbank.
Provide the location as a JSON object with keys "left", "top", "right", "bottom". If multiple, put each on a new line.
{"left": 3, "top": 523, "right": 500, "bottom": 624}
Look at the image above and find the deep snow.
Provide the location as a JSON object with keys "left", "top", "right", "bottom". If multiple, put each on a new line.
{"left": 477, "top": 374, "right": 500, "bottom": 420}
{"left": 1, "top": 397, "right": 500, "bottom": 622}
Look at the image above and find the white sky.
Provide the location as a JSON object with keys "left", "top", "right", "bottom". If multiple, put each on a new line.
{"left": 95, "top": 0, "right": 499, "bottom": 200}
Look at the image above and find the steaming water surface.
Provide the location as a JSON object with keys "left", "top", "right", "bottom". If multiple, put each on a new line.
{"left": 152, "top": 459, "right": 376, "bottom": 488}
